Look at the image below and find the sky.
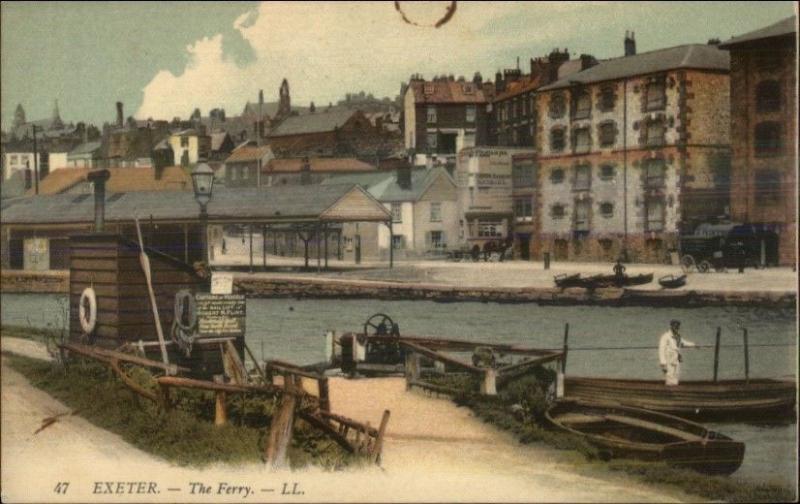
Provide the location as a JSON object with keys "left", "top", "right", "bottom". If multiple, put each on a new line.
{"left": 1, "top": 1, "right": 796, "bottom": 130}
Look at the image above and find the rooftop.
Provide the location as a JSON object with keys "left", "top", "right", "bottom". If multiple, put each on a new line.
{"left": 539, "top": 44, "right": 730, "bottom": 91}
{"left": 26, "top": 166, "right": 191, "bottom": 196}
{"left": 268, "top": 108, "right": 359, "bottom": 137}
{"left": 225, "top": 145, "right": 273, "bottom": 163}
{"left": 407, "top": 79, "right": 491, "bottom": 104}
{"left": 264, "top": 157, "right": 375, "bottom": 174}
{"left": 321, "top": 166, "right": 453, "bottom": 202}
{"left": 3, "top": 183, "right": 390, "bottom": 225}
{"left": 719, "top": 15, "right": 797, "bottom": 48}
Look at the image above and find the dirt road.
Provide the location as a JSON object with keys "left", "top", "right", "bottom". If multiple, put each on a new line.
{"left": 1, "top": 337, "right": 686, "bottom": 502}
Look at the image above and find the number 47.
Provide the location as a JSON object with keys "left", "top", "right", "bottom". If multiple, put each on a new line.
{"left": 54, "top": 482, "right": 69, "bottom": 494}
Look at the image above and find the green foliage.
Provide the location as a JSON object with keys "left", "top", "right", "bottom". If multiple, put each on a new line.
{"left": 3, "top": 351, "right": 351, "bottom": 469}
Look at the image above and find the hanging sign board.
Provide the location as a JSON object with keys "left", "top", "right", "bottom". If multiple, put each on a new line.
{"left": 196, "top": 293, "right": 246, "bottom": 337}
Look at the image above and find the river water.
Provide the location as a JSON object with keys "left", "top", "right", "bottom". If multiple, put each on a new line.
{"left": 2, "top": 293, "right": 797, "bottom": 489}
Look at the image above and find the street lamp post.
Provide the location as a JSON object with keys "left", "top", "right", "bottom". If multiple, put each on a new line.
{"left": 191, "top": 163, "right": 215, "bottom": 268}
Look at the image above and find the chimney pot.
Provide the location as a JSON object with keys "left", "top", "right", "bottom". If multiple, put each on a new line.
{"left": 116, "top": 102, "right": 124, "bottom": 128}
{"left": 624, "top": 31, "right": 636, "bottom": 56}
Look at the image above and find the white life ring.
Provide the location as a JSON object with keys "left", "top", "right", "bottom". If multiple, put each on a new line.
{"left": 79, "top": 287, "right": 97, "bottom": 334}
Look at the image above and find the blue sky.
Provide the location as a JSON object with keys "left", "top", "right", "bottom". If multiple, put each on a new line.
{"left": 1, "top": 1, "right": 795, "bottom": 130}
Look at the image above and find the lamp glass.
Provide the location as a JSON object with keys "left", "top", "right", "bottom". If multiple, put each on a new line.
{"left": 191, "top": 163, "right": 214, "bottom": 207}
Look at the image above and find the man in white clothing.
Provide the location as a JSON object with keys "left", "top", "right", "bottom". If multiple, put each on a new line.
{"left": 658, "top": 320, "right": 697, "bottom": 386}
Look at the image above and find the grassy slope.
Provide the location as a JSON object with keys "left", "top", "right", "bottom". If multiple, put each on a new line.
{"left": 3, "top": 349, "right": 353, "bottom": 469}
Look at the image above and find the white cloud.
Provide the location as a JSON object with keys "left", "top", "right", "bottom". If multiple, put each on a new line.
{"left": 136, "top": 1, "right": 601, "bottom": 120}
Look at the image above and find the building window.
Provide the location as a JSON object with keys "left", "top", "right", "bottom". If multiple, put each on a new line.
{"left": 551, "top": 204, "right": 566, "bottom": 219}
{"left": 426, "top": 132, "right": 438, "bottom": 149}
{"left": 550, "top": 168, "right": 565, "bottom": 184}
{"left": 466, "top": 105, "right": 476, "bottom": 123}
{"left": 754, "top": 122, "right": 782, "bottom": 156}
{"left": 574, "top": 200, "right": 590, "bottom": 232}
{"left": 598, "top": 238, "right": 613, "bottom": 252}
{"left": 513, "top": 163, "right": 534, "bottom": 187}
{"left": 600, "top": 164, "right": 616, "bottom": 180}
{"left": 392, "top": 235, "right": 405, "bottom": 249}
{"left": 391, "top": 203, "right": 402, "bottom": 223}
{"left": 514, "top": 198, "right": 533, "bottom": 222}
{"left": 429, "top": 202, "right": 442, "bottom": 222}
{"left": 644, "top": 158, "right": 666, "bottom": 188}
{"left": 426, "top": 106, "right": 437, "bottom": 123}
{"left": 755, "top": 170, "right": 782, "bottom": 204}
{"left": 572, "top": 89, "right": 591, "bottom": 120}
{"left": 645, "top": 79, "right": 666, "bottom": 111}
{"left": 645, "top": 119, "right": 666, "bottom": 147}
{"left": 646, "top": 198, "right": 665, "bottom": 232}
{"left": 599, "top": 122, "right": 616, "bottom": 147}
{"left": 242, "top": 166, "right": 250, "bottom": 180}
{"left": 756, "top": 81, "right": 781, "bottom": 113}
{"left": 10, "top": 155, "right": 18, "bottom": 164}
{"left": 428, "top": 231, "right": 445, "bottom": 249}
{"left": 574, "top": 164, "right": 591, "bottom": 191}
{"left": 180, "top": 136, "right": 189, "bottom": 147}
{"left": 550, "top": 128, "right": 566, "bottom": 152}
{"left": 230, "top": 166, "right": 239, "bottom": 181}
{"left": 549, "top": 93, "right": 566, "bottom": 118}
{"left": 573, "top": 127, "right": 591, "bottom": 154}
{"left": 599, "top": 86, "right": 615, "bottom": 111}
{"left": 424, "top": 82, "right": 435, "bottom": 95}
{"left": 599, "top": 202, "right": 614, "bottom": 218}
{"left": 477, "top": 220, "right": 503, "bottom": 237}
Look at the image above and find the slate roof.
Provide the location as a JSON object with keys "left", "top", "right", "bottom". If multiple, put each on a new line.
{"left": 68, "top": 141, "right": 103, "bottom": 157}
{"left": 268, "top": 109, "right": 358, "bottom": 137}
{"left": 2, "top": 184, "right": 388, "bottom": 224}
{"left": 321, "top": 167, "right": 453, "bottom": 202}
{"left": 539, "top": 44, "right": 730, "bottom": 91}
{"left": 719, "top": 16, "right": 797, "bottom": 47}
{"left": 28, "top": 166, "right": 191, "bottom": 196}
{"left": 265, "top": 157, "right": 375, "bottom": 174}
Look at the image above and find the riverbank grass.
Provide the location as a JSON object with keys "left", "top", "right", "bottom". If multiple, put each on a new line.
{"left": 2, "top": 350, "right": 354, "bottom": 469}
{"left": 428, "top": 372, "right": 796, "bottom": 503}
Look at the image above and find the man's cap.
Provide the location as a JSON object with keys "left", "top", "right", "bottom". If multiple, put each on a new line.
{"left": 670, "top": 319, "right": 681, "bottom": 326}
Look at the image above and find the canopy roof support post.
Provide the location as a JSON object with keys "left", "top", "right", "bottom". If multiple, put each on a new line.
{"left": 262, "top": 224, "right": 267, "bottom": 270}
{"left": 249, "top": 224, "right": 254, "bottom": 274}
{"left": 316, "top": 222, "right": 321, "bottom": 274}
{"left": 389, "top": 220, "right": 394, "bottom": 269}
{"left": 324, "top": 223, "right": 329, "bottom": 270}
{"left": 183, "top": 224, "right": 189, "bottom": 264}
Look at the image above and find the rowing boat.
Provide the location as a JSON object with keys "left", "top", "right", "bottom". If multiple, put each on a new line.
{"left": 554, "top": 273, "right": 582, "bottom": 288}
{"left": 659, "top": 274, "right": 687, "bottom": 289}
{"left": 546, "top": 399, "right": 745, "bottom": 475}
{"left": 564, "top": 376, "right": 797, "bottom": 421}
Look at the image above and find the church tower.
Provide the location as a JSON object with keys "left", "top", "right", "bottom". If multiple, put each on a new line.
{"left": 13, "top": 104, "right": 26, "bottom": 129}
{"left": 278, "top": 78, "right": 291, "bottom": 118}
{"left": 50, "top": 99, "right": 64, "bottom": 130}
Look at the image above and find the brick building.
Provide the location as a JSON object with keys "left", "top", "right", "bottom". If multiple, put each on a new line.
{"left": 533, "top": 35, "right": 731, "bottom": 263}
{"left": 403, "top": 75, "right": 494, "bottom": 169}
{"left": 267, "top": 109, "right": 383, "bottom": 158}
{"left": 720, "top": 16, "right": 797, "bottom": 266}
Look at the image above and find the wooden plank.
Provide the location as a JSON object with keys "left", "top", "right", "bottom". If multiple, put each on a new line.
{"left": 266, "top": 359, "right": 326, "bottom": 380}
{"left": 497, "top": 352, "right": 564, "bottom": 377}
{"left": 60, "top": 342, "right": 187, "bottom": 373}
{"left": 399, "top": 340, "right": 483, "bottom": 373}
{"left": 69, "top": 258, "right": 119, "bottom": 271}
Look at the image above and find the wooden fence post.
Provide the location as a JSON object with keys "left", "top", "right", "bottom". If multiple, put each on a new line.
{"left": 713, "top": 327, "right": 721, "bottom": 382}
{"left": 213, "top": 375, "right": 227, "bottom": 427}
{"left": 265, "top": 375, "right": 298, "bottom": 468}
{"left": 371, "top": 410, "right": 391, "bottom": 464}
{"left": 405, "top": 352, "right": 420, "bottom": 389}
{"left": 562, "top": 323, "right": 569, "bottom": 373}
{"left": 481, "top": 368, "right": 497, "bottom": 396}
{"left": 318, "top": 377, "right": 331, "bottom": 413}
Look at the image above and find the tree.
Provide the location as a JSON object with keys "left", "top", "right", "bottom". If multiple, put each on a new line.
{"left": 191, "top": 108, "right": 202, "bottom": 121}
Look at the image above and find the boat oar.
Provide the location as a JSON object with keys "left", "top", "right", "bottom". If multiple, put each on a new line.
{"left": 134, "top": 216, "right": 171, "bottom": 372}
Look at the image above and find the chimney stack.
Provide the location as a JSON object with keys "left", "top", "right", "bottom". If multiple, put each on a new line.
{"left": 300, "top": 156, "right": 312, "bottom": 185}
{"left": 116, "top": 102, "right": 124, "bottom": 128}
{"left": 396, "top": 161, "right": 412, "bottom": 190}
{"left": 87, "top": 169, "right": 111, "bottom": 233}
{"left": 624, "top": 31, "right": 636, "bottom": 56}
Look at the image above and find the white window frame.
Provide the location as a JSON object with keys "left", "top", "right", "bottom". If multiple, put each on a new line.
{"left": 429, "top": 202, "right": 442, "bottom": 222}
{"left": 426, "top": 105, "right": 437, "bottom": 124}
{"left": 466, "top": 105, "right": 476, "bottom": 123}
{"left": 391, "top": 202, "right": 402, "bottom": 223}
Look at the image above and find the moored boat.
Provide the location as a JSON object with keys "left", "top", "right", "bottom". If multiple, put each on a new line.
{"left": 659, "top": 274, "right": 687, "bottom": 289}
{"left": 574, "top": 274, "right": 617, "bottom": 289}
{"left": 554, "top": 273, "right": 582, "bottom": 288}
{"left": 546, "top": 399, "right": 745, "bottom": 475}
{"left": 621, "top": 272, "right": 654, "bottom": 286}
{"left": 564, "top": 376, "right": 797, "bottom": 421}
